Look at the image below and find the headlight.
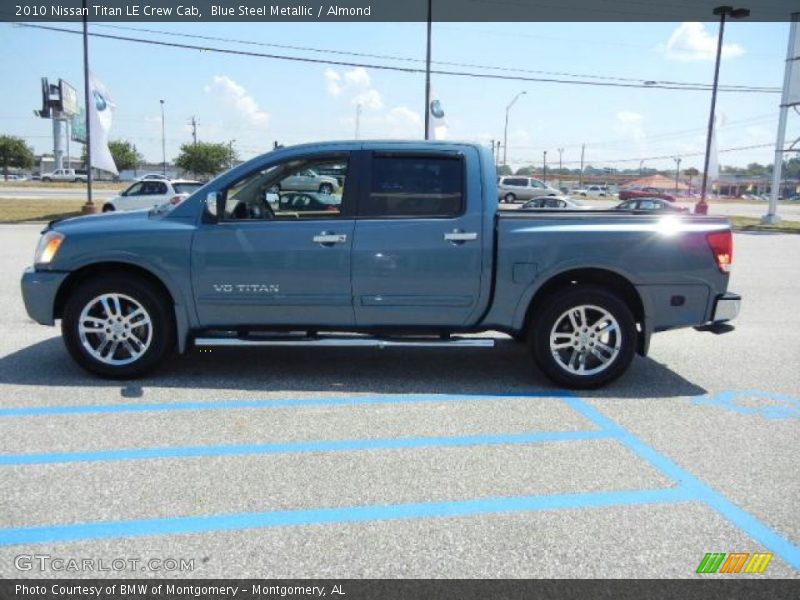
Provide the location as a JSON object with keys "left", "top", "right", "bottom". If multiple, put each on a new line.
{"left": 34, "top": 231, "right": 65, "bottom": 266}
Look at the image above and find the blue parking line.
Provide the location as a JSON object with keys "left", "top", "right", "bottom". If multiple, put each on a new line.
{"left": 0, "top": 429, "right": 611, "bottom": 465}
{"left": 562, "top": 396, "right": 800, "bottom": 571}
{"left": 0, "top": 391, "right": 570, "bottom": 418}
{"left": 0, "top": 487, "right": 693, "bottom": 546}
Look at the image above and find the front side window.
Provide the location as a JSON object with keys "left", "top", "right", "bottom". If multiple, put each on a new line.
{"left": 124, "top": 182, "right": 144, "bottom": 196}
{"left": 362, "top": 155, "right": 463, "bottom": 218}
{"left": 216, "top": 155, "right": 348, "bottom": 221}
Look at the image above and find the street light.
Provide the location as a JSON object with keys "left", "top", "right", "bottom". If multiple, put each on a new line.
{"left": 160, "top": 99, "right": 166, "bottom": 176}
{"left": 673, "top": 157, "right": 682, "bottom": 194}
{"left": 228, "top": 139, "right": 236, "bottom": 168}
{"left": 558, "top": 147, "right": 564, "bottom": 188}
{"left": 639, "top": 159, "right": 645, "bottom": 177}
{"left": 503, "top": 91, "right": 526, "bottom": 166}
{"left": 698, "top": 5, "right": 750, "bottom": 215}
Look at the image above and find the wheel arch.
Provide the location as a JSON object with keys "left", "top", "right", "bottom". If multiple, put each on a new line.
{"left": 519, "top": 267, "right": 649, "bottom": 354}
{"left": 53, "top": 261, "right": 190, "bottom": 353}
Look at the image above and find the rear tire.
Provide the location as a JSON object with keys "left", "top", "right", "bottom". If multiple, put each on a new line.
{"left": 102, "top": 204, "right": 115, "bottom": 212}
{"left": 319, "top": 183, "right": 333, "bottom": 194}
{"left": 62, "top": 276, "right": 174, "bottom": 378}
{"left": 529, "top": 285, "right": 636, "bottom": 389}
{"left": 504, "top": 192, "right": 516, "bottom": 203}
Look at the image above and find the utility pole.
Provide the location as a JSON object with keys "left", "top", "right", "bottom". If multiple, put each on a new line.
{"left": 579, "top": 144, "right": 585, "bottom": 188}
{"left": 228, "top": 139, "right": 235, "bottom": 168}
{"left": 355, "top": 103, "right": 362, "bottom": 140}
{"left": 673, "top": 157, "right": 682, "bottom": 193}
{"left": 542, "top": 150, "right": 548, "bottom": 184}
{"left": 557, "top": 147, "right": 564, "bottom": 188}
{"left": 80, "top": 0, "right": 95, "bottom": 214}
{"left": 160, "top": 100, "right": 166, "bottom": 175}
{"left": 190, "top": 116, "right": 197, "bottom": 145}
{"left": 495, "top": 141, "right": 501, "bottom": 169}
{"left": 639, "top": 159, "right": 645, "bottom": 177}
{"left": 424, "top": 0, "right": 432, "bottom": 140}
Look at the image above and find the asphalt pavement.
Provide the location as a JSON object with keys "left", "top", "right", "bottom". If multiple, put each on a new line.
{"left": 0, "top": 224, "right": 797, "bottom": 578}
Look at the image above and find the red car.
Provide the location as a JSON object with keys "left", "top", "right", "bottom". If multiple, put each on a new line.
{"left": 618, "top": 187, "right": 676, "bottom": 202}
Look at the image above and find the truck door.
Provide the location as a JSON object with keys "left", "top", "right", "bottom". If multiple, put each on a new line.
{"left": 352, "top": 149, "right": 485, "bottom": 327}
{"left": 191, "top": 153, "right": 356, "bottom": 327}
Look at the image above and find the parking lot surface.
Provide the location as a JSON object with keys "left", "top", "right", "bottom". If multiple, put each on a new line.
{"left": 0, "top": 224, "right": 797, "bottom": 578}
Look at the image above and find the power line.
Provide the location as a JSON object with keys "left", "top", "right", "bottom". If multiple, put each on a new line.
{"left": 11, "top": 22, "right": 781, "bottom": 94}
{"left": 510, "top": 142, "right": 777, "bottom": 166}
{"left": 89, "top": 22, "right": 779, "bottom": 92}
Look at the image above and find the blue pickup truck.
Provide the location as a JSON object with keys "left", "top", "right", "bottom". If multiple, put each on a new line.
{"left": 21, "top": 141, "right": 739, "bottom": 388}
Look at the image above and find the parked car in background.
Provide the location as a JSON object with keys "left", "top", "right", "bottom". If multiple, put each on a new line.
{"left": 137, "top": 172, "right": 170, "bottom": 181}
{"left": 277, "top": 168, "right": 339, "bottom": 194}
{"left": 102, "top": 179, "right": 202, "bottom": 212}
{"left": 573, "top": 185, "right": 610, "bottom": 197}
{"left": 619, "top": 187, "right": 676, "bottom": 202}
{"left": 2, "top": 174, "right": 27, "bottom": 181}
{"left": 615, "top": 198, "right": 688, "bottom": 213}
{"left": 497, "top": 176, "right": 560, "bottom": 203}
{"left": 275, "top": 191, "right": 341, "bottom": 214}
{"left": 40, "top": 168, "right": 88, "bottom": 183}
{"left": 520, "top": 196, "right": 590, "bottom": 210}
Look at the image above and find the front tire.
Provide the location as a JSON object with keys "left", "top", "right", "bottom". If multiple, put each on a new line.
{"left": 319, "top": 183, "right": 333, "bottom": 194}
{"left": 530, "top": 285, "right": 636, "bottom": 389}
{"left": 504, "top": 192, "right": 516, "bottom": 203}
{"left": 62, "top": 277, "right": 174, "bottom": 378}
{"left": 102, "top": 204, "right": 115, "bottom": 212}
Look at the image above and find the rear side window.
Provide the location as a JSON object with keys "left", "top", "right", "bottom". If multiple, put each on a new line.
{"left": 172, "top": 183, "right": 202, "bottom": 194}
{"left": 363, "top": 156, "right": 463, "bottom": 218}
{"left": 502, "top": 178, "right": 527, "bottom": 187}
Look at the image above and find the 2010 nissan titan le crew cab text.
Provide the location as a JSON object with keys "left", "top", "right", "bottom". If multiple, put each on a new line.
{"left": 20, "top": 141, "right": 740, "bottom": 389}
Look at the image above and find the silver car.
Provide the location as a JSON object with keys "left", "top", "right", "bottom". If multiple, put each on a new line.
{"left": 277, "top": 168, "right": 339, "bottom": 194}
{"left": 497, "top": 176, "right": 560, "bottom": 203}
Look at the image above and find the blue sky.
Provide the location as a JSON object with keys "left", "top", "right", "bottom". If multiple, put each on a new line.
{"left": 1, "top": 20, "right": 797, "bottom": 171}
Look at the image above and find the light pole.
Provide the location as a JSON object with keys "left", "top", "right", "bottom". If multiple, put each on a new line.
{"left": 159, "top": 100, "right": 166, "bottom": 176}
{"left": 503, "top": 91, "right": 526, "bottom": 165}
{"left": 673, "top": 157, "right": 682, "bottom": 194}
{"left": 228, "top": 139, "right": 235, "bottom": 168}
{"left": 639, "top": 159, "right": 645, "bottom": 177}
{"left": 355, "top": 103, "right": 362, "bottom": 140}
{"left": 557, "top": 147, "right": 564, "bottom": 188}
{"left": 80, "top": 0, "right": 96, "bottom": 213}
{"left": 698, "top": 5, "right": 750, "bottom": 215}
{"left": 542, "top": 150, "right": 548, "bottom": 184}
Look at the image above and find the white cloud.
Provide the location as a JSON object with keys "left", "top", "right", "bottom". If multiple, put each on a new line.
{"left": 323, "top": 67, "right": 383, "bottom": 110}
{"left": 615, "top": 111, "right": 646, "bottom": 142}
{"left": 663, "top": 22, "right": 745, "bottom": 61}
{"left": 206, "top": 75, "right": 269, "bottom": 128}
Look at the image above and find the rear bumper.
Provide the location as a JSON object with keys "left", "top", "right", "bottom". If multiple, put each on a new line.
{"left": 20, "top": 267, "right": 68, "bottom": 326}
{"left": 710, "top": 292, "right": 741, "bottom": 323}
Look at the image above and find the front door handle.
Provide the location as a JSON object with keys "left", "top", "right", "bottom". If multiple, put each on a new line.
{"left": 313, "top": 233, "right": 347, "bottom": 245}
{"left": 444, "top": 231, "right": 478, "bottom": 243}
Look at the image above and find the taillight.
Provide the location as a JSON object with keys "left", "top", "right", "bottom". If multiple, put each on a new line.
{"left": 169, "top": 195, "right": 183, "bottom": 205}
{"left": 706, "top": 230, "right": 732, "bottom": 273}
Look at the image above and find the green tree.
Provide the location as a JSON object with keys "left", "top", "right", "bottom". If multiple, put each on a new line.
{"left": 497, "top": 164, "right": 513, "bottom": 176}
{"left": 175, "top": 142, "right": 235, "bottom": 179}
{"left": 0, "top": 135, "right": 35, "bottom": 180}
{"left": 515, "top": 166, "right": 535, "bottom": 176}
{"left": 80, "top": 140, "right": 143, "bottom": 173}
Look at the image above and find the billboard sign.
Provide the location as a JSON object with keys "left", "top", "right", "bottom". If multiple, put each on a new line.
{"left": 71, "top": 107, "right": 86, "bottom": 143}
{"left": 59, "top": 79, "right": 79, "bottom": 116}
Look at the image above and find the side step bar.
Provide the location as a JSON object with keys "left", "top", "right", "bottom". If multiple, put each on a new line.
{"left": 194, "top": 335, "right": 495, "bottom": 349}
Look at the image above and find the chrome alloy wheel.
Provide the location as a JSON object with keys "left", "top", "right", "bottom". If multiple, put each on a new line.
{"left": 549, "top": 304, "right": 621, "bottom": 376}
{"left": 77, "top": 293, "right": 153, "bottom": 366}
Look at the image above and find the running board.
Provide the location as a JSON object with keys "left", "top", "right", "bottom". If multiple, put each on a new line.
{"left": 194, "top": 335, "right": 495, "bottom": 349}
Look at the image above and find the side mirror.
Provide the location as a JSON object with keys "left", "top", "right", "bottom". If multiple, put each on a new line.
{"left": 205, "top": 191, "right": 223, "bottom": 219}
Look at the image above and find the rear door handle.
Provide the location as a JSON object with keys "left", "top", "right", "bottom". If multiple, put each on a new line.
{"left": 443, "top": 231, "right": 478, "bottom": 243}
{"left": 313, "top": 233, "right": 347, "bottom": 245}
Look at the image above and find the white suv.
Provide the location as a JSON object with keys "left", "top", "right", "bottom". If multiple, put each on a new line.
{"left": 40, "top": 168, "right": 88, "bottom": 183}
{"left": 497, "top": 176, "right": 560, "bottom": 203}
{"left": 102, "top": 179, "right": 202, "bottom": 212}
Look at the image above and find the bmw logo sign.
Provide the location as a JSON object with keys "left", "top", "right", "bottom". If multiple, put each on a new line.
{"left": 93, "top": 91, "right": 107, "bottom": 111}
